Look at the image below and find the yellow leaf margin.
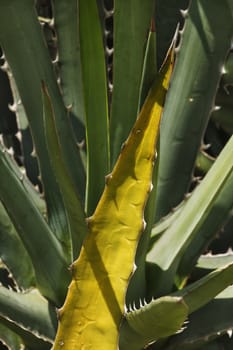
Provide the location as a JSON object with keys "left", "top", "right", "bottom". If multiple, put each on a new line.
{"left": 52, "top": 49, "right": 173, "bottom": 350}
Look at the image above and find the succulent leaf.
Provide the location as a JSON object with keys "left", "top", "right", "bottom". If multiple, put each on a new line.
{"left": 42, "top": 82, "right": 88, "bottom": 260}
{"left": 0, "top": 0, "right": 85, "bottom": 257}
{"left": 193, "top": 252, "right": 233, "bottom": 280}
{"left": 0, "top": 322, "right": 22, "bottom": 350}
{"left": 147, "top": 133, "right": 233, "bottom": 296}
{"left": 155, "top": 0, "right": 233, "bottom": 220}
{"left": 53, "top": 0, "right": 85, "bottom": 128}
{"left": 52, "top": 45, "right": 173, "bottom": 350}
{"left": 177, "top": 169, "right": 233, "bottom": 283}
{"left": 175, "top": 262, "right": 233, "bottom": 314}
{"left": 0, "top": 287, "right": 57, "bottom": 343}
{"left": 79, "top": 0, "right": 110, "bottom": 216}
{"left": 0, "top": 202, "right": 35, "bottom": 290}
{"left": 166, "top": 286, "right": 233, "bottom": 349}
{"left": 0, "top": 143, "right": 70, "bottom": 305}
{"left": 110, "top": 0, "right": 155, "bottom": 166}
{"left": 0, "top": 315, "right": 51, "bottom": 350}
{"left": 119, "top": 296, "right": 188, "bottom": 350}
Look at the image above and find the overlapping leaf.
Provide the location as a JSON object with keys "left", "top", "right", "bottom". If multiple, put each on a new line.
{"left": 52, "top": 47, "right": 173, "bottom": 350}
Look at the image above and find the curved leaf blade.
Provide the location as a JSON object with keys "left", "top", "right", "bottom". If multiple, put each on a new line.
{"left": 0, "top": 144, "right": 70, "bottom": 305}
{"left": 119, "top": 296, "right": 188, "bottom": 350}
{"left": 147, "top": 133, "right": 233, "bottom": 296}
{"left": 167, "top": 286, "right": 233, "bottom": 350}
{"left": 0, "top": 287, "right": 57, "bottom": 343}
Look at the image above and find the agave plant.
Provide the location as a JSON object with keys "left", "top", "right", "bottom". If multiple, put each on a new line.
{"left": 0, "top": 0, "right": 233, "bottom": 349}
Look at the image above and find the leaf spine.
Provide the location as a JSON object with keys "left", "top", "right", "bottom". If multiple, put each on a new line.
{"left": 180, "top": 9, "right": 189, "bottom": 18}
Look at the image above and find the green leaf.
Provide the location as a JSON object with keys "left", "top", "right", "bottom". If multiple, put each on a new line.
{"left": 0, "top": 322, "right": 22, "bottom": 350}
{"left": 53, "top": 0, "right": 85, "bottom": 128}
{"left": 0, "top": 316, "right": 51, "bottom": 350}
{"left": 119, "top": 296, "right": 188, "bottom": 350}
{"left": 123, "top": 261, "right": 233, "bottom": 349}
{"left": 167, "top": 286, "right": 233, "bottom": 349}
{"left": 138, "top": 24, "right": 157, "bottom": 110}
{"left": 151, "top": 201, "right": 185, "bottom": 239}
{"left": 5, "top": 65, "right": 41, "bottom": 189}
{"left": 0, "top": 0, "right": 85, "bottom": 254}
{"left": 197, "top": 253, "right": 233, "bottom": 271}
{"left": 155, "top": 0, "right": 233, "bottom": 220}
{"left": 110, "top": 0, "right": 155, "bottom": 166}
{"left": 192, "top": 252, "right": 233, "bottom": 280}
{"left": 177, "top": 169, "right": 233, "bottom": 283}
{"left": 79, "top": 0, "right": 110, "bottom": 215}
{"left": 175, "top": 263, "right": 233, "bottom": 314}
{"left": 0, "top": 144, "right": 70, "bottom": 305}
{"left": 0, "top": 202, "right": 35, "bottom": 289}
{"left": 147, "top": 133, "right": 233, "bottom": 296}
{"left": 195, "top": 150, "right": 215, "bottom": 174}
{"left": 0, "top": 287, "right": 56, "bottom": 342}
{"left": 42, "top": 82, "right": 88, "bottom": 259}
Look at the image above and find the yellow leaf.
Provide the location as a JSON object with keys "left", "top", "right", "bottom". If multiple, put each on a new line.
{"left": 52, "top": 49, "right": 173, "bottom": 350}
